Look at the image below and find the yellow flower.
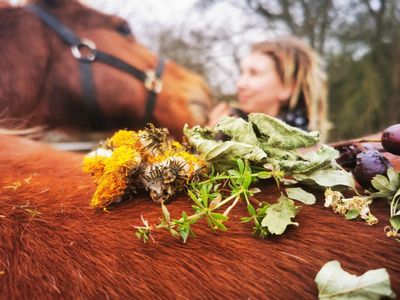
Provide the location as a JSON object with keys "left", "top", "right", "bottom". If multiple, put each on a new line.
{"left": 84, "top": 127, "right": 205, "bottom": 208}
{"left": 107, "top": 129, "right": 140, "bottom": 148}
{"left": 90, "top": 171, "right": 127, "bottom": 208}
{"left": 105, "top": 146, "right": 141, "bottom": 174}
{"left": 82, "top": 155, "right": 109, "bottom": 183}
{"left": 171, "top": 141, "right": 185, "bottom": 150}
{"left": 89, "top": 146, "right": 142, "bottom": 208}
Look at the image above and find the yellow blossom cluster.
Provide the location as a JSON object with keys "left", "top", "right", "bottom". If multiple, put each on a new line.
{"left": 83, "top": 128, "right": 205, "bottom": 208}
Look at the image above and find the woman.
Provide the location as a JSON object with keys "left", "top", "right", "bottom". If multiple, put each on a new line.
{"left": 209, "top": 36, "right": 330, "bottom": 140}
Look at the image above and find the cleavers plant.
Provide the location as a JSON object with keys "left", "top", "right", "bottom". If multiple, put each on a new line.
{"left": 135, "top": 159, "right": 298, "bottom": 243}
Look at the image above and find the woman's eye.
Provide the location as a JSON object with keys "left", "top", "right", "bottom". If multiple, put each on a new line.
{"left": 116, "top": 23, "right": 132, "bottom": 36}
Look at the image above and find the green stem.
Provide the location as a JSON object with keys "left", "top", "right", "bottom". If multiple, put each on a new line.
{"left": 391, "top": 195, "right": 400, "bottom": 217}
{"left": 223, "top": 196, "right": 240, "bottom": 216}
{"left": 213, "top": 189, "right": 243, "bottom": 210}
{"left": 185, "top": 212, "right": 205, "bottom": 221}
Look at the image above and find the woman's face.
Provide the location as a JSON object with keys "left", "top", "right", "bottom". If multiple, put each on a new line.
{"left": 236, "top": 51, "right": 291, "bottom": 115}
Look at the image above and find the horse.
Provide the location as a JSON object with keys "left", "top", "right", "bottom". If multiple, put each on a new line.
{"left": 0, "top": 0, "right": 213, "bottom": 139}
{"left": 1, "top": 133, "right": 399, "bottom": 299}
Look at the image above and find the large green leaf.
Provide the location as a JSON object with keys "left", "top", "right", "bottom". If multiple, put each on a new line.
{"left": 215, "top": 116, "right": 259, "bottom": 145}
{"left": 260, "top": 144, "right": 301, "bottom": 161}
{"left": 274, "top": 145, "right": 340, "bottom": 174}
{"left": 184, "top": 124, "right": 267, "bottom": 168}
{"left": 204, "top": 141, "right": 267, "bottom": 162}
{"left": 315, "top": 260, "right": 395, "bottom": 299}
{"left": 248, "top": 113, "right": 320, "bottom": 149}
{"left": 261, "top": 196, "right": 299, "bottom": 234}
{"left": 285, "top": 187, "right": 316, "bottom": 205}
{"left": 371, "top": 168, "right": 400, "bottom": 199}
{"left": 184, "top": 115, "right": 350, "bottom": 190}
{"left": 293, "top": 169, "right": 355, "bottom": 189}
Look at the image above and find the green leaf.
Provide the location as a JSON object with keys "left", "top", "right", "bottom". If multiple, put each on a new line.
{"left": 228, "top": 169, "right": 241, "bottom": 178}
{"left": 371, "top": 174, "right": 396, "bottom": 198}
{"left": 207, "top": 213, "right": 228, "bottom": 231}
{"left": 248, "top": 113, "right": 320, "bottom": 149}
{"left": 261, "top": 146, "right": 301, "bottom": 161}
{"left": 261, "top": 196, "right": 299, "bottom": 235}
{"left": 242, "top": 173, "right": 252, "bottom": 190}
{"left": 169, "top": 228, "right": 180, "bottom": 239}
{"left": 187, "top": 189, "right": 202, "bottom": 207}
{"left": 293, "top": 169, "right": 355, "bottom": 189}
{"left": 213, "top": 221, "right": 228, "bottom": 231}
{"left": 210, "top": 212, "right": 229, "bottom": 221}
{"left": 255, "top": 171, "right": 272, "bottom": 179}
{"left": 387, "top": 168, "right": 400, "bottom": 190}
{"left": 247, "top": 204, "right": 256, "bottom": 216}
{"left": 240, "top": 216, "right": 252, "bottom": 223}
{"left": 183, "top": 124, "right": 267, "bottom": 170}
{"left": 179, "top": 226, "right": 190, "bottom": 243}
{"left": 371, "top": 168, "right": 400, "bottom": 199}
{"left": 215, "top": 116, "right": 259, "bottom": 145}
{"left": 390, "top": 215, "right": 400, "bottom": 231}
{"left": 236, "top": 158, "right": 245, "bottom": 173}
{"left": 371, "top": 174, "right": 390, "bottom": 192}
{"left": 257, "top": 202, "right": 270, "bottom": 216}
{"left": 345, "top": 209, "right": 360, "bottom": 220}
{"left": 315, "top": 260, "right": 396, "bottom": 299}
{"left": 285, "top": 187, "right": 317, "bottom": 205}
{"left": 276, "top": 146, "right": 340, "bottom": 174}
{"left": 200, "top": 184, "right": 210, "bottom": 207}
{"left": 161, "top": 203, "right": 171, "bottom": 224}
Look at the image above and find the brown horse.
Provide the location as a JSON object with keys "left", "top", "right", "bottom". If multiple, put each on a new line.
{"left": 1, "top": 133, "right": 399, "bottom": 299}
{"left": 0, "top": 0, "right": 213, "bottom": 139}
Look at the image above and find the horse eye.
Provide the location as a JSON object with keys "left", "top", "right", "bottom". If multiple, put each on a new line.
{"left": 116, "top": 23, "right": 132, "bottom": 36}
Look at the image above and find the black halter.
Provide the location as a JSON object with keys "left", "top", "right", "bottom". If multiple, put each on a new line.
{"left": 25, "top": 4, "right": 164, "bottom": 128}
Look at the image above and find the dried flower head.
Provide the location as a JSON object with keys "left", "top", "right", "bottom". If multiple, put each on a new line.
{"left": 83, "top": 126, "right": 205, "bottom": 208}
{"left": 324, "top": 188, "right": 378, "bottom": 226}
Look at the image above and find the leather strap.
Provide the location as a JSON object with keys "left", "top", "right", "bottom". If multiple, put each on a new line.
{"left": 25, "top": 4, "right": 164, "bottom": 127}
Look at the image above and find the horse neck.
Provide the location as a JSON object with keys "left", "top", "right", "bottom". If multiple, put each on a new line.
{"left": 0, "top": 7, "right": 51, "bottom": 125}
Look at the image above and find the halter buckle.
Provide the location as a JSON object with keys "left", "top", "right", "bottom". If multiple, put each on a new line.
{"left": 71, "top": 39, "right": 97, "bottom": 62}
{"left": 144, "top": 70, "right": 163, "bottom": 94}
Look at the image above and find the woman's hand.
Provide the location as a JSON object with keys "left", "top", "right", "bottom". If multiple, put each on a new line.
{"left": 207, "top": 102, "right": 232, "bottom": 128}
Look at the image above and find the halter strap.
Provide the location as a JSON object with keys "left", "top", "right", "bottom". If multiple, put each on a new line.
{"left": 25, "top": 4, "right": 164, "bottom": 127}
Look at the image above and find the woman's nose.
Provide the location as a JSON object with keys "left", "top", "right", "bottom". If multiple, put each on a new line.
{"left": 236, "top": 75, "right": 249, "bottom": 90}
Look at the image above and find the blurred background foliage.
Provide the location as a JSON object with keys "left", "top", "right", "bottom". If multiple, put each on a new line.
{"left": 145, "top": 0, "right": 400, "bottom": 142}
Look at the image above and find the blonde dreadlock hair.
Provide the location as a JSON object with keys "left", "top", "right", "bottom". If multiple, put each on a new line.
{"left": 251, "top": 36, "right": 330, "bottom": 141}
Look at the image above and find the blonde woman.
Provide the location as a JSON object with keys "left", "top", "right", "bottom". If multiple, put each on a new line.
{"left": 209, "top": 36, "right": 330, "bottom": 141}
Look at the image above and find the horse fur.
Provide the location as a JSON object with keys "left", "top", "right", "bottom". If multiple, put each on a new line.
{"left": 0, "top": 134, "right": 399, "bottom": 299}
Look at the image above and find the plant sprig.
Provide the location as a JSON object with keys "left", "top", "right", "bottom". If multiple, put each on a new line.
{"left": 135, "top": 159, "right": 296, "bottom": 243}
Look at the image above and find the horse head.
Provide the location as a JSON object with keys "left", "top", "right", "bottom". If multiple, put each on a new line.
{"left": 0, "top": 0, "right": 213, "bottom": 138}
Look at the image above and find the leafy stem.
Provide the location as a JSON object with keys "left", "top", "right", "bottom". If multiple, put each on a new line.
{"left": 136, "top": 159, "right": 275, "bottom": 243}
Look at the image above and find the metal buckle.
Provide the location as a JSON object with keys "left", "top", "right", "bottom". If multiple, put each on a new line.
{"left": 144, "top": 70, "right": 163, "bottom": 93}
{"left": 71, "top": 39, "right": 97, "bottom": 62}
